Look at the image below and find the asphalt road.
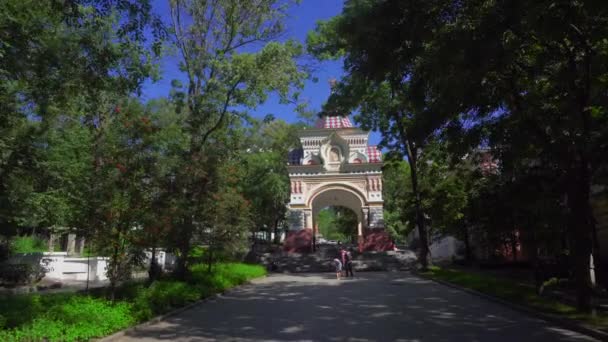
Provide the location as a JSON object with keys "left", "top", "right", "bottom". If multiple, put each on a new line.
{"left": 110, "top": 272, "right": 599, "bottom": 342}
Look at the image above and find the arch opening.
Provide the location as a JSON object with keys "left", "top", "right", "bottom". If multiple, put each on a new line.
{"left": 315, "top": 206, "right": 359, "bottom": 244}
{"left": 309, "top": 186, "right": 365, "bottom": 250}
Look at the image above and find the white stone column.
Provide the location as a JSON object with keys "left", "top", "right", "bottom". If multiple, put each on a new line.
{"left": 368, "top": 207, "right": 384, "bottom": 228}
{"left": 48, "top": 233, "right": 57, "bottom": 252}
{"left": 362, "top": 207, "right": 370, "bottom": 228}
{"left": 76, "top": 237, "right": 86, "bottom": 255}
{"left": 287, "top": 209, "right": 305, "bottom": 231}
{"left": 303, "top": 209, "right": 313, "bottom": 229}
{"left": 67, "top": 233, "right": 76, "bottom": 255}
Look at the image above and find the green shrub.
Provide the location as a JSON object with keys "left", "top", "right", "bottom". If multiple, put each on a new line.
{"left": 88, "top": 280, "right": 146, "bottom": 301}
{"left": 189, "top": 246, "right": 206, "bottom": 259}
{"left": 0, "top": 262, "right": 266, "bottom": 341}
{"left": 190, "top": 262, "right": 266, "bottom": 292}
{"left": 0, "top": 293, "right": 76, "bottom": 329}
{"left": 0, "top": 296, "right": 134, "bottom": 342}
{"left": 0, "top": 244, "right": 10, "bottom": 262}
{"left": 132, "top": 281, "right": 201, "bottom": 321}
{"left": 0, "top": 263, "right": 46, "bottom": 286}
{"left": 11, "top": 236, "right": 47, "bottom": 254}
{"left": 188, "top": 246, "right": 233, "bottom": 264}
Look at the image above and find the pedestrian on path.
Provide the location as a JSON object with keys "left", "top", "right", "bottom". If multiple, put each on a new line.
{"left": 340, "top": 247, "right": 347, "bottom": 273}
{"left": 333, "top": 258, "right": 342, "bottom": 280}
{"left": 344, "top": 248, "right": 354, "bottom": 277}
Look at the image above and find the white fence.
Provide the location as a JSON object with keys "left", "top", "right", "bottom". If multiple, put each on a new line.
{"left": 7, "top": 250, "right": 173, "bottom": 283}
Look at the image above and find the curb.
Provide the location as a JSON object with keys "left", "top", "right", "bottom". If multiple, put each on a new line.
{"left": 95, "top": 281, "right": 254, "bottom": 342}
{"left": 414, "top": 272, "right": 608, "bottom": 341}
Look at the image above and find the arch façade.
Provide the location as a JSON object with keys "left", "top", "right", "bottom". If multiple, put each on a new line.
{"left": 283, "top": 114, "right": 391, "bottom": 253}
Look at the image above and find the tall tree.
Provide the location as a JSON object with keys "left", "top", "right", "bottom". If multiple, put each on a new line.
{"left": 241, "top": 118, "right": 300, "bottom": 242}
{"left": 382, "top": 159, "right": 412, "bottom": 243}
{"left": 0, "top": 0, "right": 163, "bottom": 246}
{"left": 308, "top": 18, "right": 437, "bottom": 269}
{"left": 309, "top": 0, "right": 608, "bottom": 310}
{"left": 167, "top": 0, "right": 306, "bottom": 277}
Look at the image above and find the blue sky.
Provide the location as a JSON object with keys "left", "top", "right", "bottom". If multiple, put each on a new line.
{"left": 142, "top": 0, "right": 382, "bottom": 145}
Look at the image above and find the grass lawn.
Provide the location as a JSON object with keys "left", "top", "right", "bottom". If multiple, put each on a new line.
{"left": 0, "top": 262, "right": 266, "bottom": 341}
{"left": 10, "top": 236, "right": 47, "bottom": 254}
{"left": 421, "top": 266, "right": 608, "bottom": 330}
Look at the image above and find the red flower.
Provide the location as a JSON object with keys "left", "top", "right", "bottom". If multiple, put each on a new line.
{"left": 114, "top": 106, "right": 121, "bottom": 114}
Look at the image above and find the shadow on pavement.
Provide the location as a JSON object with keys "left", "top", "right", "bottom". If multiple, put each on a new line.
{"left": 119, "top": 272, "right": 597, "bottom": 342}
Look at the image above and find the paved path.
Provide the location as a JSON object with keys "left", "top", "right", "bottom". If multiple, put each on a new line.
{"left": 113, "top": 272, "right": 598, "bottom": 342}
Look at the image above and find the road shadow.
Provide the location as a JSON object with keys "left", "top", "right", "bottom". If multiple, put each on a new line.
{"left": 119, "top": 272, "right": 597, "bottom": 342}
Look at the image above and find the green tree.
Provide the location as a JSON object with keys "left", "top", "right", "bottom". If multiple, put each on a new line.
{"left": 308, "top": 0, "right": 608, "bottom": 310}
{"left": 202, "top": 164, "right": 254, "bottom": 272}
{"left": 316, "top": 207, "right": 357, "bottom": 243}
{"left": 20, "top": 119, "right": 94, "bottom": 247}
{"left": 92, "top": 99, "right": 167, "bottom": 298}
{"left": 308, "top": 12, "right": 436, "bottom": 269}
{"left": 382, "top": 159, "right": 411, "bottom": 243}
{"left": 240, "top": 118, "right": 300, "bottom": 242}
{"left": 167, "top": 0, "right": 306, "bottom": 278}
{"left": 0, "top": 0, "right": 163, "bottom": 250}
{"left": 383, "top": 141, "right": 469, "bottom": 254}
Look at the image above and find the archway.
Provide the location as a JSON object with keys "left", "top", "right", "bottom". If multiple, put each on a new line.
{"left": 284, "top": 113, "right": 391, "bottom": 253}
{"left": 310, "top": 186, "right": 365, "bottom": 251}
{"left": 315, "top": 206, "right": 358, "bottom": 244}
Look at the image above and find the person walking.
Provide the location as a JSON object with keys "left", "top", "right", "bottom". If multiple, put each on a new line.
{"left": 333, "top": 257, "right": 342, "bottom": 280}
{"left": 344, "top": 248, "right": 354, "bottom": 277}
{"left": 340, "top": 248, "right": 347, "bottom": 274}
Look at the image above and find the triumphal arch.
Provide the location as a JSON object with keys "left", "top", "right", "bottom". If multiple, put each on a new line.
{"left": 284, "top": 114, "right": 392, "bottom": 253}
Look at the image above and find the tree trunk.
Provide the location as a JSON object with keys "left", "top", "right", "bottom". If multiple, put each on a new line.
{"left": 567, "top": 162, "right": 594, "bottom": 311}
{"left": 408, "top": 150, "right": 430, "bottom": 270}
{"left": 175, "top": 244, "right": 190, "bottom": 280}
{"left": 207, "top": 245, "right": 214, "bottom": 273}
{"left": 148, "top": 246, "right": 159, "bottom": 283}
{"left": 511, "top": 233, "right": 518, "bottom": 262}
{"left": 463, "top": 223, "right": 472, "bottom": 263}
{"left": 86, "top": 251, "right": 91, "bottom": 292}
{"left": 109, "top": 244, "right": 119, "bottom": 302}
{"left": 174, "top": 222, "right": 192, "bottom": 281}
{"left": 395, "top": 115, "right": 430, "bottom": 270}
{"left": 592, "top": 219, "right": 604, "bottom": 289}
{"left": 273, "top": 218, "right": 280, "bottom": 244}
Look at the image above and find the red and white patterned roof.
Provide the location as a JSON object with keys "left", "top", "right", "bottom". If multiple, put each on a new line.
{"left": 367, "top": 146, "right": 382, "bottom": 163}
{"left": 314, "top": 115, "right": 353, "bottom": 129}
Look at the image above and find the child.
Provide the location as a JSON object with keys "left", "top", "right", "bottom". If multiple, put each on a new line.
{"left": 333, "top": 258, "right": 342, "bottom": 280}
